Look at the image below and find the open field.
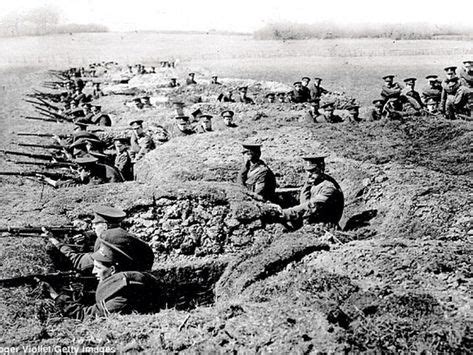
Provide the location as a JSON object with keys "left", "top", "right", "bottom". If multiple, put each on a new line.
{"left": 0, "top": 33, "right": 472, "bottom": 352}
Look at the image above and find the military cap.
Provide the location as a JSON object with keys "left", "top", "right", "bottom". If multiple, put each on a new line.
{"left": 238, "top": 86, "right": 248, "bottom": 92}
{"left": 191, "top": 108, "right": 202, "bottom": 117}
{"left": 403, "top": 78, "right": 416, "bottom": 83}
{"left": 128, "top": 119, "right": 144, "bottom": 127}
{"left": 444, "top": 66, "right": 457, "bottom": 72}
{"left": 92, "top": 206, "right": 126, "bottom": 224}
{"left": 69, "top": 137, "right": 101, "bottom": 149}
{"left": 293, "top": 81, "right": 302, "bottom": 86}
{"left": 170, "top": 77, "right": 177, "bottom": 80}
{"left": 188, "top": 72, "right": 195, "bottom": 76}
{"left": 302, "top": 156, "right": 326, "bottom": 171}
{"left": 346, "top": 104, "right": 360, "bottom": 111}
{"left": 221, "top": 110, "right": 235, "bottom": 117}
{"left": 313, "top": 77, "right": 322, "bottom": 81}
{"left": 74, "top": 156, "right": 98, "bottom": 165}
{"left": 211, "top": 75, "right": 218, "bottom": 78}
{"left": 175, "top": 116, "right": 190, "bottom": 122}
{"left": 241, "top": 143, "right": 262, "bottom": 154}
{"left": 276, "top": 92, "right": 286, "bottom": 97}
{"left": 93, "top": 105, "right": 102, "bottom": 110}
{"left": 172, "top": 101, "right": 185, "bottom": 107}
{"left": 301, "top": 77, "right": 310, "bottom": 81}
{"left": 382, "top": 75, "right": 395, "bottom": 80}
{"left": 425, "top": 75, "right": 438, "bottom": 80}
{"left": 372, "top": 99, "right": 385, "bottom": 107}
{"left": 200, "top": 114, "right": 213, "bottom": 120}
{"left": 463, "top": 60, "right": 473, "bottom": 65}
{"left": 321, "top": 102, "right": 335, "bottom": 110}
{"left": 265, "top": 92, "right": 275, "bottom": 98}
{"left": 92, "top": 229, "right": 153, "bottom": 270}
{"left": 113, "top": 137, "right": 129, "bottom": 144}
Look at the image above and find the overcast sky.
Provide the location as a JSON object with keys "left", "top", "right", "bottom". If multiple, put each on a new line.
{"left": 1, "top": 0, "right": 472, "bottom": 33}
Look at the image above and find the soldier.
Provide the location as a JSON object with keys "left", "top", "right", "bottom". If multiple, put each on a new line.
{"left": 403, "top": 78, "right": 423, "bottom": 108}
{"left": 221, "top": 110, "right": 238, "bottom": 128}
{"left": 140, "top": 97, "right": 152, "bottom": 108}
{"left": 315, "top": 103, "right": 344, "bottom": 123}
{"left": 194, "top": 115, "right": 213, "bottom": 133}
{"left": 301, "top": 77, "right": 312, "bottom": 100}
{"left": 369, "top": 99, "right": 384, "bottom": 121}
{"left": 265, "top": 93, "right": 276, "bottom": 103}
{"left": 280, "top": 156, "right": 344, "bottom": 230}
{"left": 170, "top": 116, "right": 195, "bottom": 137}
{"left": 422, "top": 98, "right": 442, "bottom": 118}
{"left": 173, "top": 101, "right": 185, "bottom": 116}
{"left": 46, "top": 224, "right": 156, "bottom": 319}
{"left": 113, "top": 137, "right": 133, "bottom": 181}
{"left": 211, "top": 75, "right": 222, "bottom": 85}
{"left": 129, "top": 119, "right": 156, "bottom": 162}
{"left": 442, "top": 77, "right": 470, "bottom": 120}
{"left": 168, "top": 78, "right": 180, "bottom": 88}
{"left": 459, "top": 60, "right": 473, "bottom": 89}
{"left": 310, "top": 77, "right": 329, "bottom": 101}
{"left": 90, "top": 105, "right": 112, "bottom": 126}
{"left": 41, "top": 156, "right": 123, "bottom": 188}
{"left": 303, "top": 100, "right": 321, "bottom": 124}
{"left": 217, "top": 88, "right": 235, "bottom": 102}
{"left": 237, "top": 143, "right": 277, "bottom": 202}
{"left": 383, "top": 95, "right": 420, "bottom": 121}
{"left": 291, "top": 81, "right": 310, "bottom": 103}
{"left": 186, "top": 72, "right": 197, "bottom": 85}
{"left": 276, "top": 92, "right": 286, "bottom": 103}
{"left": 236, "top": 86, "right": 255, "bottom": 104}
{"left": 92, "top": 82, "right": 104, "bottom": 99}
{"left": 148, "top": 123, "right": 170, "bottom": 145}
{"left": 345, "top": 104, "right": 363, "bottom": 122}
{"left": 421, "top": 75, "right": 442, "bottom": 105}
{"left": 380, "top": 75, "right": 402, "bottom": 100}
{"left": 191, "top": 108, "right": 203, "bottom": 123}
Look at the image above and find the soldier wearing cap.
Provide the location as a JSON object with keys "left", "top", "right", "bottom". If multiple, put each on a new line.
{"left": 265, "top": 93, "right": 276, "bottom": 103}
{"left": 170, "top": 116, "right": 195, "bottom": 137}
{"left": 221, "top": 110, "right": 238, "bottom": 128}
{"left": 276, "top": 92, "right": 286, "bottom": 103}
{"left": 129, "top": 119, "right": 156, "bottom": 162}
{"left": 291, "top": 81, "right": 310, "bottom": 103}
{"left": 236, "top": 86, "right": 255, "bottom": 104}
{"left": 315, "top": 103, "right": 344, "bottom": 123}
{"left": 90, "top": 105, "right": 111, "bottom": 126}
{"left": 148, "top": 123, "right": 170, "bottom": 145}
{"left": 310, "top": 77, "right": 329, "bottom": 101}
{"left": 237, "top": 143, "right": 277, "bottom": 202}
{"left": 301, "top": 77, "right": 312, "bottom": 101}
{"left": 168, "top": 78, "right": 180, "bottom": 88}
{"left": 46, "top": 206, "right": 129, "bottom": 273}
{"left": 191, "top": 108, "right": 203, "bottom": 122}
{"left": 460, "top": 60, "right": 473, "bottom": 89}
{"left": 281, "top": 156, "right": 344, "bottom": 230}
{"left": 217, "top": 88, "right": 235, "bottom": 102}
{"left": 441, "top": 77, "right": 470, "bottom": 119}
{"left": 194, "top": 115, "right": 213, "bottom": 133}
{"left": 140, "top": 96, "right": 152, "bottom": 108}
{"left": 186, "top": 72, "right": 197, "bottom": 85}
{"left": 421, "top": 75, "right": 442, "bottom": 105}
{"left": 345, "top": 104, "right": 363, "bottom": 123}
{"left": 381, "top": 75, "right": 402, "bottom": 100}
{"left": 48, "top": 228, "right": 156, "bottom": 319}
{"left": 304, "top": 100, "right": 321, "bottom": 124}
{"left": 422, "top": 98, "right": 442, "bottom": 118}
{"left": 211, "top": 75, "right": 222, "bottom": 85}
{"left": 113, "top": 137, "right": 133, "bottom": 181}
{"left": 403, "top": 78, "right": 423, "bottom": 108}
{"left": 92, "top": 82, "right": 104, "bottom": 99}
{"left": 369, "top": 99, "right": 385, "bottom": 121}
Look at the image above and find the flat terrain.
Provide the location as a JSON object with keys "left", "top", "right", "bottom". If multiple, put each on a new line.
{"left": 0, "top": 33, "right": 471, "bottom": 352}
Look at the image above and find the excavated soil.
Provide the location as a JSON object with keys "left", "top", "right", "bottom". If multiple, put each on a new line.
{"left": 0, "top": 67, "right": 471, "bottom": 352}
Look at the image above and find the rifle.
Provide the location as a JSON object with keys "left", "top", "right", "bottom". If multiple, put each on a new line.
{"left": 37, "top": 97, "right": 60, "bottom": 111}
{"left": 1, "top": 149, "right": 55, "bottom": 160}
{"left": 22, "top": 115, "right": 60, "bottom": 123}
{"left": 0, "top": 271, "right": 95, "bottom": 288}
{"left": 9, "top": 160, "right": 75, "bottom": 168}
{"left": 0, "top": 225, "right": 76, "bottom": 234}
{"left": 16, "top": 132, "right": 67, "bottom": 138}
{"left": 0, "top": 171, "right": 74, "bottom": 180}
{"left": 17, "top": 143, "right": 65, "bottom": 150}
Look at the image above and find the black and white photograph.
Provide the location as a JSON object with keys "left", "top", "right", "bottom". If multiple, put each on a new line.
{"left": 0, "top": 0, "right": 471, "bottom": 352}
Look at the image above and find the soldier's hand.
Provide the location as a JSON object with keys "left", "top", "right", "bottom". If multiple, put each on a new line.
{"left": 37, "top": 279, "right": 59, "bottom": 300}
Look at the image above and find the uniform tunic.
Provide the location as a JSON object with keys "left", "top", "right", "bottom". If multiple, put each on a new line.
{"left": 130, "top": 133, "right": 155, "bottom": 161}
{"left": 283, "top": 174, "right": 344, "bottom": 226}
{"left": 380, "top": 83, "right": 402, "bottom": 100}
{"left": 236, "top": 96, "right": 255, "bottom": 104}
{"left": 237, "top": 160, "right": 276, "bottom": 202}
{"left": 114, "top": 150, "right": 133, "bottom": 181}
{"left": 55, "top": 271, "right": 158, "bottom": 320}
{"left": 314, "top": 114, "right": 344, "bottom": 123}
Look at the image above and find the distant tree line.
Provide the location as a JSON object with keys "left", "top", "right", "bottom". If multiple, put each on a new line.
{"left": 254, "top": 22, "right": 473, "bottom": 40}
{"left": 0, "top": 6, "right": 108, "bottom": 37}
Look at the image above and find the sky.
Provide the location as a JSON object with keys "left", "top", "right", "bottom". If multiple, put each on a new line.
{"left": 0, "top": 0, "right": 472, "bottom": 33}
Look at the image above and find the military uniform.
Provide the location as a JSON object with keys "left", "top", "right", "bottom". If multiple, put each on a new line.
{"left": 315, "top": 103, "right": 344, "bottom": 123}
{"left": 237, "top": 144, "right": 276, "bottom": 202}
{"left": 90, "top": 110, "right": 112, "bottom": 126}
{"left": 381, "top": 75, "right": 402, "bottom": 100}
{"left": 130, "top": 133, "right": 155, "bottom": 161}
{"left": 282, "top": 157, "right": 344, "bottom": 229}
{"left": 114, "top": 150, "right": 133, "bottom": 181}
{"left": 310, "top": 78, "right": 329, "bottom": 100}
{"left": 236, "top": 95, "right": 255, "bottom": 104}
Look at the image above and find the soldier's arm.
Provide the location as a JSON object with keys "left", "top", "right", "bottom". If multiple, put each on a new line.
{"left": 309, "top": 184, "right": 337, "bottom": 207}
{"left": 134, "top": 136, "right": 154, "bottom": 161}
{"left": 299, "top": 183, "right": 312, "bottom": 204}
{"left": 237, "top": 163, "right": 250, "bottom": 186}
{"left": 56, "top": 244, "right": 94, "bottom": 272}
{"left": 114, "top": 153, "right": 129, "bottom": 171}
